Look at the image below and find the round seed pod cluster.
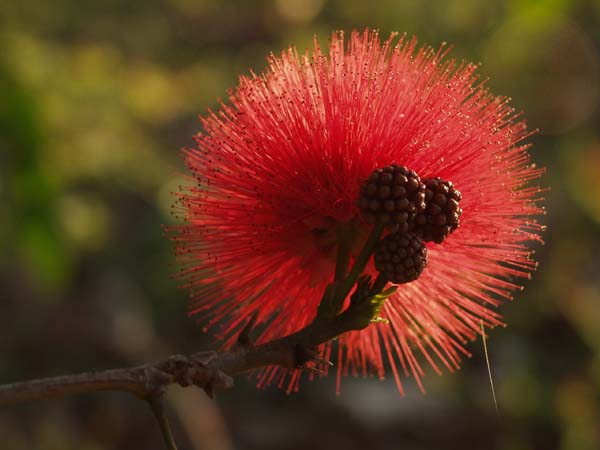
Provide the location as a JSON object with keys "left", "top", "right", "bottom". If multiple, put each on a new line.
{"left": 359, "top": 166, "right": 463, "bottom": 285}
{"left": 412, "top": 178, "right": 463, "bottom": 244}
{"left": 374, "top": 232, "right": 427, "bottom": 284}
{"left": 357, "top": 165, "right": 426, "bottom": 232}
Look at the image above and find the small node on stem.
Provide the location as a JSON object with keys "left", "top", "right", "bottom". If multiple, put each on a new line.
{"left": 342, "top": 274, "right": 395, "bottom": 330}
{"left": 369, "top": 273, "right": 389, "bottom": 297}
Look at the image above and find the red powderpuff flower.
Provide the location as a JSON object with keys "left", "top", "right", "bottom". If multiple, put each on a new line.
{"left": 171, "top": 30, "right": 544, "bottom": 394}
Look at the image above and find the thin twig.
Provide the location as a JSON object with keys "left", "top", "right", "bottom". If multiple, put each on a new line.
{"left": 148, "top": 395, "right": 179, "bottom": 450}
{"left": 0, "top": 367, "right": 152, "bottom": 402}
{"left": 480, "top": 320, "right": 498, "bottom": 415}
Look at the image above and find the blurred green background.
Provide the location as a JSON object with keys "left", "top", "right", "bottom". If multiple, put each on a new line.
{"left": 1, "top": 0, "right": 599, "bottom": 449}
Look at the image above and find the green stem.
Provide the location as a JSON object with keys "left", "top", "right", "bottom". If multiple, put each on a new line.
{"left": 334, "top": 224, "right": 353, "bottom": 282}
{"left": 335, "top": 221, "right": 385, "bottom": 304}
{"left": 148, "top": 396, "right": 179, "bottom": 450}
{"left": 369, "top": 273, "right": 389, "bottom": 297}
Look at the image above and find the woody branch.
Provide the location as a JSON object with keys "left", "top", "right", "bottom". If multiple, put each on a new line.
{"left": 0, "top": 224, "right": 391, "bottom": 407}
{"left": 0, "top": 276, "right": 389, "bottom": 406}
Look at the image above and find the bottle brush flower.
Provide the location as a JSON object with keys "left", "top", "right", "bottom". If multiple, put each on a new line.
{"left": 170, "top": 30, "right": 544, "bottom": 394}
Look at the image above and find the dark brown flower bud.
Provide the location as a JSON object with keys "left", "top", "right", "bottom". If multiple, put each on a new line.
{"left": 358, "top": 165, "right": 426, "bottom": 230}
{"left": 412, "top": 177, "right": 463, "bottom": 243}
{"left": 374, "top": 232, "right": 427, "bottom": 284}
